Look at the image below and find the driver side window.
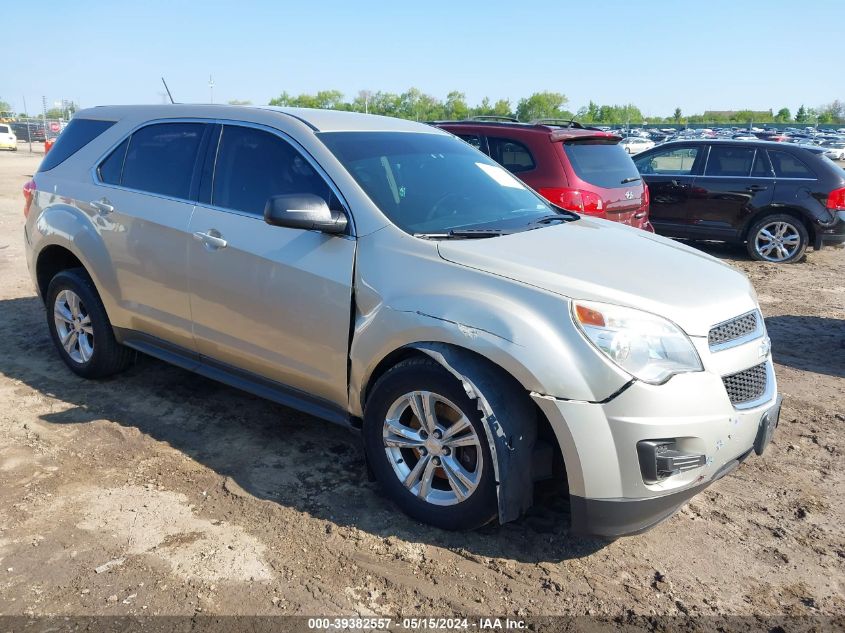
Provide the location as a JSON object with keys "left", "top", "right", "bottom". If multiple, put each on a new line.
{"left": 636, "top": 147, "right": 699, "bottom": 175}
{"left": 212, "top": 125, "right": 333, "bottom": 216}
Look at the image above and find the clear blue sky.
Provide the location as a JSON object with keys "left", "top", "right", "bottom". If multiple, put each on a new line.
{"left": 3, "top": 0, "right": 843, "bottom": 117}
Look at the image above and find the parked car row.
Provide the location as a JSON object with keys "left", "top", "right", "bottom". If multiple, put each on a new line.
{"left": 24, "top": 105, "right": 784, "bottom": 536}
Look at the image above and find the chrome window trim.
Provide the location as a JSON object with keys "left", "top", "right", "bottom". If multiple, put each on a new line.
{"left": 708, "top": 309, "right": 764, "bottom": 352}
{"left": 89, "top": 116, "right": 356, "bottom": 236}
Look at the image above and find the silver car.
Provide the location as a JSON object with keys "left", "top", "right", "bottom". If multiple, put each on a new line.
{"left": 24, "top": 105, "right": 781, "bottom": 536}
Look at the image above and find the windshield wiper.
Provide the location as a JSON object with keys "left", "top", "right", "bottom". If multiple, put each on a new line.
{"left": 621, "top": 176, "right": 641, "bottom": 184}
{"left": 414, "top": 228, "right": 506, "bottom": 240}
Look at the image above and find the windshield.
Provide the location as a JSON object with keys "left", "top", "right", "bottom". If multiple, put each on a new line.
{"left": 563, "top": 141, "right": 642, "bottom": 188}
{"left": 318, "top": 131, "right": 558, "bottom": 235}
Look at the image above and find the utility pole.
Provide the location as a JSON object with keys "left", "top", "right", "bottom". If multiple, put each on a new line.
{"left": 23, "top": 95, "right": 32, "bottom": 153}
{"left": 209, "top": 75, "right": 214, "bottom": 104}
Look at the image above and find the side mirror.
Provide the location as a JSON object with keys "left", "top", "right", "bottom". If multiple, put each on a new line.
{"left": 263, "top": 194, "right": 348, "bottom": 234}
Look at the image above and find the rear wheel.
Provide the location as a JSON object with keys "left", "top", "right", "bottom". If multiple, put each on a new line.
{"left": 746, "top": 214, "right": 808, "bottom": 263}
{"left": 364, "top": 358, "right": 497, "bottom": 530}
{"left": 46, "top": 269, "right": 132, "bottom": 378}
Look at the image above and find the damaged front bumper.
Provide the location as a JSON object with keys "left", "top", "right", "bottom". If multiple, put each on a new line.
{"left": 532, "top": 363, "right": 781, "bottom": 537}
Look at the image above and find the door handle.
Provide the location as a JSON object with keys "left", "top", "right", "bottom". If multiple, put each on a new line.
{"left": 746, "top": 185, "right": 768, "bottom": 192}
{"left": 670, "top": 179, "right": 682, "bottom": 187}
{"left": 90, "top": 199, "right": 114, "bottom": 214}
{"left": 193, "top": 230, "right": 228, "bottom": 249}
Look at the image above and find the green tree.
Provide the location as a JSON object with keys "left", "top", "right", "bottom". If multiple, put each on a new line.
{"left": 774, "top": 107, "right": 791, "bottom": 122}
{"left": 268, "top": 90, "right": 345, "bottom": 109}
{"left": 228, "top": 99, "right": 253, "bottom": 105}
{"left": 444, "top": 91, "right": 469, "bottom": 120}
{"left": 795, "top": 105, "right": 808, "bottom": 123}
{"left": 471, "top": 97, "right": 512, "bottom": 118}
{"left": 0, "top": 99, "right": 11, "bottom": 113}
{"left": 672, "top": 107, "right": 682, "bottom": 123}
{"left": 515, "top": 91, "right": 569, "bottom": 122}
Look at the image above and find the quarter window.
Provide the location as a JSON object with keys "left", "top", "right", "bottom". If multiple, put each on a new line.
{"left": 212, "top": 125, "right": 332, "bottom": 216}
{"left": 487, "top": 137, "right": 535, "bottom": 173}
{"left": 705, "top": 146, "right": 755, "bottom": 177}
{"left": 768, "top": 151, "right": 815, "bottom": 178}
{"left": 38, "top": 118, "right": 116, "bottom": 173}
{"left": 121, "top": 123, "right": 205, "bottom": 199}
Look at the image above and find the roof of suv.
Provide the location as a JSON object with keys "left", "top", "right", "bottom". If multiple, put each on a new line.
{"left": 433, "top": 119, "right": 619, "bottom": 142}
{"left": 656, "top": 138, "right": 827, "bottom": 154}
{"left": 77, "top": 104, "right": 447, "bottom": 134}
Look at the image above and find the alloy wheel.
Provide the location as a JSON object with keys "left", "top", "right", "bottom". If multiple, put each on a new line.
{"left": 53, "top": 289, "right": 94, "bottom": 363}
{"left": 754, "top": 221, "right": 801, "bottom": 262}
{"left": 382, "top": 391, "right": 483, "bottom": 506}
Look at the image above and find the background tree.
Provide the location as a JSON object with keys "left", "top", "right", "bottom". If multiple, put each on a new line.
{"left": 795, "top": 105, "right": 808, "bottom": 123}
{"left": 228, "top": 99, "right": 253, "bottom": 105}
{"left": 775, "top": 107, "right": 791, "bottom": 122}
{"left": 672, "top": 107, "right": 682, "bottom": 123}
{"left": 444, "top": 91, "right": 469, "bottom": 120}
{"left": 515, "top": 91, "right": 569, "bottom": 122}
{"left": 0, "top": 99, "right": 11, "bottom": 113}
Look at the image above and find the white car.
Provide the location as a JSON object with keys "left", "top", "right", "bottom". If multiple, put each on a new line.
{"left": 0, "top": 124, "right": 16, "bottom": 151}
{"left": 619, "top": 136, "right": 655, "bottom": 154}
{"left": 822, "top": 142, "right": 845, "bottom": 161}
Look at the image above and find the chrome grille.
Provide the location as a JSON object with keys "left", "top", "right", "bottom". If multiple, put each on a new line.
{"left": 709, "top": 311, "right": 759, "bottom": 349}
{"left": 722, "top": 363, "right": 767, "bottom": 406}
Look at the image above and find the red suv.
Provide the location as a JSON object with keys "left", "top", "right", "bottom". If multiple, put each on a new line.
{"left": 432, "top": 117, "right": 653, "bottom": 231}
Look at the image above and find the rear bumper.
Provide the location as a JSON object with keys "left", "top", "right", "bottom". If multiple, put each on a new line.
{"left": 814, "top": 210, "right": 845, "bottom": 248}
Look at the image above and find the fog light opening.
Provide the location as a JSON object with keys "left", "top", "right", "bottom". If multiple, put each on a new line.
{"left": 637, "top": 439, "right": 706, "bottom": 484}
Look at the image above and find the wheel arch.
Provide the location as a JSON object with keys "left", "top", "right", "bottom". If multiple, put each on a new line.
{"left": 361, "top": 341, "right": 563, "bottom": 525}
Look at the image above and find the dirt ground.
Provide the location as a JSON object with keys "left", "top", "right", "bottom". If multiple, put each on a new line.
{"left": 0, "top": 148, "right": 843, "bottom": 622}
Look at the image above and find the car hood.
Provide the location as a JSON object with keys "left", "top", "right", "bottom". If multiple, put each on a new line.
{"left": 436, "top": 218, "right": 757, "bottom": 337}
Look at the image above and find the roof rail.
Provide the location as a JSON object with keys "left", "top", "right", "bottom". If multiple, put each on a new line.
{"left": 531, "top": 118, "right": 586, "bottom": 129}
{"left": 469, "top": 115, "right": 519, "bottom": 122}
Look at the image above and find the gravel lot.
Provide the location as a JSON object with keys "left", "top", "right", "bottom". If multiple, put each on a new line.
{"left": 0, "top": 148, "right": 843, "bottom": 622}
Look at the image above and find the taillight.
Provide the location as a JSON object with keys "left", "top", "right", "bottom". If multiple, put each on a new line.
{"left": 23, "top": 179, "right": 35, "bottom": 218}
{"left": 642, "top": 183, "right": 650, "bottom": 208}
{"left": 827, "top": 187, "right": 845, "bottom": 211}
{"left": 538, "top": 187, "right": 606, "bottom": 218}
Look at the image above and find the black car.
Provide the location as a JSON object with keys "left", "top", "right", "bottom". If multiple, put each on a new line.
{"left": 10, "top": 121, "right": 47, "bottom": 142}
{"left": 633, "top": 140, "right": 845, "bottom": 262}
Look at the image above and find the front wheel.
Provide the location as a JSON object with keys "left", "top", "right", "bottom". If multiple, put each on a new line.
{"left": 363, "top": 358, "right": 498, "bottom": 530}
{"left": 746, "top": 214, "right": 808, "bottom": 263}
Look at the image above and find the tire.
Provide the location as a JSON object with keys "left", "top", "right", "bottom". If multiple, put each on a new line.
{"left": 363, "top": 357, "right": 498, "bottom": 530}
{"left": 46, "top": 268, "right": 132, "bottom": 378}
{"left": 746, "top": 214, "right": 808, "bottom": 263}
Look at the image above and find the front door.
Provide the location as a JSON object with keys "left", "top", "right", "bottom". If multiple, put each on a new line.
{"left": 635, "top": 145, "right": 704, "bottom": 237}
{"left": 187, "top": 124, "right": 355, "bottom": 407}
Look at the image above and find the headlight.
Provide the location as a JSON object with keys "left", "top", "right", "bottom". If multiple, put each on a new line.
{"left": 572, "top": 300, "right": 702, "bottom": 385}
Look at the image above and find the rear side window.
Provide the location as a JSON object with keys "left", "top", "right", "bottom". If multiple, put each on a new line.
{"left": 705, "top": 146, "right": 755, "bottom": 177}
{"left": 457, "top": 134, "right": 485, "bottom": 152}
{"left": 0, "top": 125, "right": 9, "bottom": 134}
{"left": 98, "top": 138, "right": 129, "bottom": 185}
{"left": 487, "top": 137, "right": 535, "bottom": 173}
{"left": 563, "top": 141, "right": 640, "bottom": 188}
{"left": 212, "top": 125, "right": 332, "bottom": 215}
{"left": 38, "top": 118, "right": 115, "bottom": 172}
{"left": 122, "top": 123, "right": 205, "bottom": 199}
{"left": 768, "top": 151, "right": 815, "bottom": 178}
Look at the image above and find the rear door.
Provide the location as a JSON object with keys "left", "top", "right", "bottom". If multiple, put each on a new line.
{"left": 690, "top": 145, "right": 774, "bottom": 240}
{"left": 634, "top": 144, "right": 705, "bottom": 237}
{"left": 187, "top": 123, "right": 355, "bottom": 408}
{"left": 95, "top": 121, "right": 210, "bottom": 350}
